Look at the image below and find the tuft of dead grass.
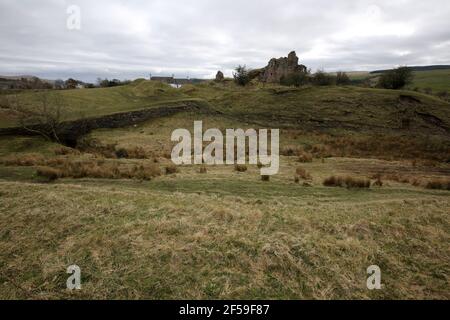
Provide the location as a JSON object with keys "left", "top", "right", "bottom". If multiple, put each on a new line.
{"left": 323, "top": 175, "right": 370, "bottom": 188}
{"left": 1, "top": 153, "right": 46, "bottom": 166}
{"left": 35, "top": 159, "right": 160, "bottom": 181}
{"left": 297, "top": 151, "right": 313, "bottom": 163}
{"left": 54, "top": 146, "right": 80, "bottom": 156}
{"left": 235, "top": 164, "right": 248, "bottom": 172}
{"left": 165, "top": 164, "right": 179, "bottom": 175}
{"left": 425, "top": 179, "right": 450, "bottom": 190}
{"left": 296, "top": 167, "right": 312, "bottom": 180}
{"left": 36, "top": 166, "right": 61, "bottom": 181}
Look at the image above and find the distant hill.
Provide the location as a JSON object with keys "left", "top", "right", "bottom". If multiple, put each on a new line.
{"left": 0, "top": 75, "right": 55, "bottom": 83}
{"left": 0, "top": 75, "right": 56, "bottom": 90}
{"left": 370, "top": 65, "right": 450, "bottom": 74}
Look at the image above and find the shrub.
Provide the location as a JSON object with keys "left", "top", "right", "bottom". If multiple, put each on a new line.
{"left": 133, "top": 164, "right": 161, "bottom": 180}
{"left": 199, "top": 166, "right": 207, "bottom": 174}
{"left": 281, "top": 146, "right": 300, "bottom": 156}
{"left": 323, "top": 175, "right": 370, "bottom": 188}
{"left": 115, "top": 148, "right": 129, "bottom": 159}
{"left": 114, "top": 146, "right": 150, "bottom": 159}
{"left": 323, "top": 175, "right": 344, "bottom": 187}
{"left": 233, "top": 65, "right": 251, "bottom": 86}
{"left": 261, "top": 175, "right": 270, "bottom": 181}
{"left": 280, "top": 72, "right": 309, "bottom": 87}
{"left": 77, "top": 138, "right": 117, "bottom": 158}
{"left": 336, "top": 72, "right": 351, "bottom": 85}
{"left": 297, "top": 152, "right": 313, "bottom": 163}
{"left": 425, "top": 179, "right": 450, "bottom": 190}
{"left": 377, "top": 66, "right": 413, "bottom": 90}
{"left": 296, "top": 167, "right": 312, "bottom": 180}
{"left": 313, "top": 70, "right": 336, "bottom": 86}
{"left": 124, "top": 146, "right": 148, "bottom": 159}
{"left": 36, "top": 166, "right": 61, "bottom": 181}
{"left": 294, "top": 176, "right": 300, "bottom": 184}
{"left": 235, "top": 164, "right": 248, "bottom": 172}
{"left": 35, "top": 158, "right": 161, "bottom": 181}
{"left": 165, "top": 164, "right": 179, "bottom": 175}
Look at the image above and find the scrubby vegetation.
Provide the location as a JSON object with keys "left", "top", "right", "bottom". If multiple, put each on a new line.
{"left": 165, "top": 164, "right": 179, "bottom": 175}
{"left": 235, "top": 164, "right": 248, "bottom": 172}
{"left": 425, "top": 179, "right": 450, "bottom": 190}
{"left": 233, "top": 65, "right": 251, "bottom": 86}
{"left": 295, "top": 166, "right": 312, "bottom": 180}
{"left": 323, "top": 175, "right": 371, "bottom": 188}
{"left": 377, "top": 66, "right": 414, "bottom": 90}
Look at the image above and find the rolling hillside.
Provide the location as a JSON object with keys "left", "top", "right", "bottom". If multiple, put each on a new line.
{"left": 1, "top": 80, "right": 449, "bottom": 140}
{"left": 348, "top": 67, "right": 450, "bottom": 92}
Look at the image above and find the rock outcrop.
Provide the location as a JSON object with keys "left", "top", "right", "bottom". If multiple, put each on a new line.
{"left": 259, "top": 51, "right": 307, "bottom": 83}
{"left": 215, "top": 70, "right": 224, "bottom": 82}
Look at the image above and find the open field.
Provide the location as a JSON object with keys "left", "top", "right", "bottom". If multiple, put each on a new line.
{"left": 409, "top": 69, "right": 450, "bottom": 92}
{"left": 0, "top": 152, "right": 449, "bottom": 299}
{"left": 0, "top": 108, "right": 449, "bottom": 299}
{"left": 347, "top": 68, "right": 450, "bottom": 93}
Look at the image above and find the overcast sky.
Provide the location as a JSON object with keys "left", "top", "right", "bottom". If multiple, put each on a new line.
{"left": 1, "top": 0, "right": 449, "bottom": 82}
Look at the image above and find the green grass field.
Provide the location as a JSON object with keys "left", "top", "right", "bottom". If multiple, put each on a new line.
{"left": 347, "top": 68, "right": 450, "bottom": 93}
{"left": 409, "top": 69, "right": 450, "bottom": 92}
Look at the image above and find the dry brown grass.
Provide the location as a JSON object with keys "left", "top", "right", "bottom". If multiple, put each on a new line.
{"left": 280, "top": 146, "right": 302, "bottom": 156}
{"left": 165, "top": 164, "right": 179, "bottom": 175}
{"left": 54, "top": 146, "right": 81, "bottom": 156}
{"left": 295, "top": 167, "right": 312, "bottom": 180}
{"left": 35, "top": 159, "right": 161, "bottom": 181}
{"left": 314, "top": 134, "right": 450, "bottom": 162}
{"left": 323, "top": 175, "right": 370, "bottom": 188}
{"left": 77, "top": 138, "right": 117, "bottom": 158}
{"left": 372, "top": 178, "right": 383, "bottom": 187}
{"left": 199, "top": 166, "right": 207, "bottom": 174}
{"left": 115, "top": 146, "right": 149, "bottom": 159}
{"left": 36, "top": 166, "right": 61, "bottom": 181}
{"left": 0, "top": 154, "right": 449, "bottom": 300}
{"left": 425, "top": 179, "right": 450, "bottom": 190}
{"left": 0, "top": 153, "right": 46, "bottom": 166}
{"left": 235, "top": 164, "right": 248, "bottom": 172}
{"left": 297, "top": 151, "right": 313, "bottom": 163}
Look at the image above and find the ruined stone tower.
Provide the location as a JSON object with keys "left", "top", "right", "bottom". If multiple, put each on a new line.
{"left": 260, "top": 51, "right": 307, "bottom": 83}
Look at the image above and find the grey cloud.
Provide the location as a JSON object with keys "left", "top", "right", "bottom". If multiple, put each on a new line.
{"left": 0, "top": 0, "right": 449, "bottom": 82}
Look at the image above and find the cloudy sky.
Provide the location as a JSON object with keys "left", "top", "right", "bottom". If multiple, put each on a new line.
{"left": 1, "top": 0, "right": 449, "bottom": 82}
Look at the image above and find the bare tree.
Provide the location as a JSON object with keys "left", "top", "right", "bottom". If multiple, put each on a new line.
{"left": 9, "top": 92, "right": 66, "bottom": 143}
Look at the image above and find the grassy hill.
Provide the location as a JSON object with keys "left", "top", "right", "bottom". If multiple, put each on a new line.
{"left": 3, "top": 80, "right": 449, "bottom": 139}
{"left": 408, "top": 69, "right": 450, "bottom": 92}
{"left": 0, "top": 80, "right": 200, "bottom": 128}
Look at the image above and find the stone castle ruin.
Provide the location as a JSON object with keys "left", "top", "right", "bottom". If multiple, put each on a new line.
{"left": 259, "top": 51, "right": 307, "bottom": 83}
